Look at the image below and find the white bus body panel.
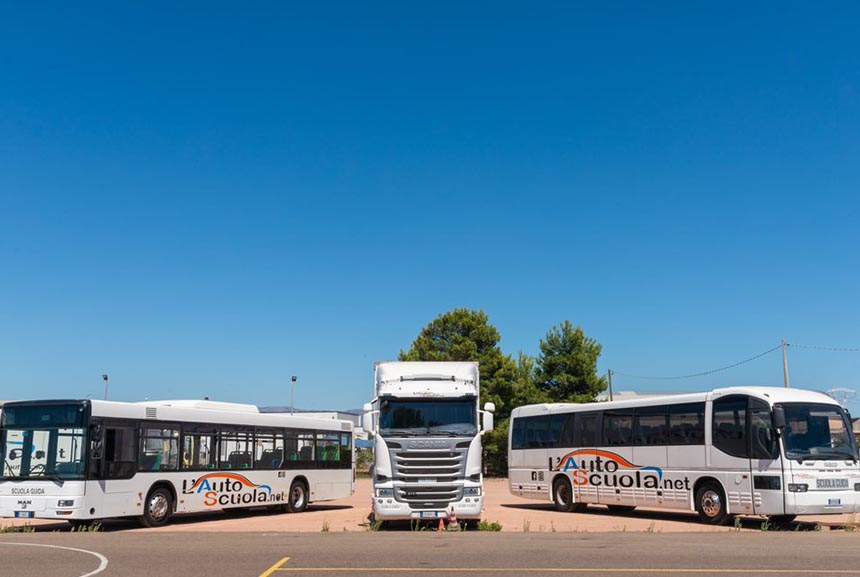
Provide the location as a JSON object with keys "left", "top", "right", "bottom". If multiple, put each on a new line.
{"left": 509, "top": 387, "right": 860, "bottom": 518}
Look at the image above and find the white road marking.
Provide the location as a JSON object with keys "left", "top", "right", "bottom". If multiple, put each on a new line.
{"left": 0, "top": 542, "right": 109, "bottom": 577}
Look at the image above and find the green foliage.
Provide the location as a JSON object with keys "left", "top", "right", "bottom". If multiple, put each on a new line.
{"left": 478, "top": 519, "right": 503, "bottom": 531}
{"left": 400, "top": 312, "right": 606, "bottom": 475}
{"left": 536, "top": 321, "right": 607, "bottom": 403}
{"left": 399, "top": 309, "right": 518, "bottom": 418}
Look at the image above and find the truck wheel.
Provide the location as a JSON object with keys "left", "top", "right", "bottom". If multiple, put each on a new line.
{"left": 139, "top": 486, "right": 173, "bottom": 528}
{"left": 288, "top": 480, "right": 308, "bottom": 513}
{"left": 553, "top": 477, "right": 574, "bottom": 512}
{"left": 695, "top": 482, "right": 730, "bottom": 525}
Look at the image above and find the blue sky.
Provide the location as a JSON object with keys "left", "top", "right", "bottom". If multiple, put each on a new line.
{"left": 1, "top": 2, "right": 858, "bottom": 412}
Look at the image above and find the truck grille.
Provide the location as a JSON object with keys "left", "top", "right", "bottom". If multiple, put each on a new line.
{"left": 388, "top": 443, "right": 470, "bottom": 506}
{"left": 394, "top": 450, "right": 464, "bottom": 480}
{"left": 396, "top": 485, "right": 463, "bottom": 509}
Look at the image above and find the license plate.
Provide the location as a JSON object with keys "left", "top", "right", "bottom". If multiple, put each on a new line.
{"left": 829, "top": 498, "right": 843, "bottom": 506}
{"left": 419, "top": 511, "right": 439, "bottom": 518}
{"left": 816, "top": 478, "right": 849, "bottom": 489}
{"left": 14, "top": 511, "right": 34, "bottom": 519}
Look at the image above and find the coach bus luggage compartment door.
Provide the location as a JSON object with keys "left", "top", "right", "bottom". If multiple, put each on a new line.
{"left": 748, "top": 399, "right": 785, "bottom": 515}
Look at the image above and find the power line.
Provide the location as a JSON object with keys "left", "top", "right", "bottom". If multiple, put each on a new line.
{"left": 613, "top": 344, "right": 782, "bottom": 381}
{"left": 790, "top": 343, "right": 860, "bottom": 353}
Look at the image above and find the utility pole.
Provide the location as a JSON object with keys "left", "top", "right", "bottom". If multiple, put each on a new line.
{"left": 102, "top": 374, "right": 109, "bottom": 400}
{"left": 291, "top": 375, "right": 298, "bottom": 415}
{"left": 607, "top": 369, "right": 614, "bottom": 401}
{"left": 782, "top": 339, "right": 791, "bottom": 388}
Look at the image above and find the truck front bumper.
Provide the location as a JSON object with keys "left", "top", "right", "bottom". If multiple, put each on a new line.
{"left": 372, "top": 495, "right": 484, "bottom": 520}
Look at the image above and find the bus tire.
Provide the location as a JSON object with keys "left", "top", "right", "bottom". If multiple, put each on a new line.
{"left": 553, "top": 477, "right": 574, "bottom": 512}
{"left": 139, "top": 486, "right": 173, "bottom": 528}
{"left": 607, "top": 505, "right": 636, "bottom": 512}
{"left": 288, "top": 479, "right": 309, "bottom": 513}
{"left": 695, "top": 482, "right": 730, "bottom": 525}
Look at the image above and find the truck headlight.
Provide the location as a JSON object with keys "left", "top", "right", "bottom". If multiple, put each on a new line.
{"left": 463, "top": 487, "right": 481, "bottom": 496}
{"left": 788, "top": 484, "right": 808, "bottom": 493}
{"left": 376, "top": 488, "right": 394, "bottom": 498}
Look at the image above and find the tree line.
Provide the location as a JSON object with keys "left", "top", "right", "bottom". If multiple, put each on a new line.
{"left": 398, "top": 309, "right": 608, "bottom": 475}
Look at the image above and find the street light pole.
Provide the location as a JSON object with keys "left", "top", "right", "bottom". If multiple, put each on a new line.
{"left": 102, "top": 374, "right": 109, "bottom": 400}
{"left": 782, "top": 339, "right": 791, "bottom": 389}
{"left": 291, "top": 375, "right": 298, "bottom": 415}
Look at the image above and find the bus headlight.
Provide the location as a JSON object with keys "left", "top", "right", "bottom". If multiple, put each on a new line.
{"left": 57, "top": 500, "right": 75, "bottom": 507}
{"left": 376, "top": 488, "right": 394, "bottom": 498}
{"left": 788, "top": 484, "right": 808, "bottom": 493}
{"left": 854, "top": 483, "right": 860, "bottom": 492}
{"left": 463, "top": 487, "right": 481, "bottom": 496}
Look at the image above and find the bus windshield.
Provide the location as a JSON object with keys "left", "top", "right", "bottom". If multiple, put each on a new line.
{"left": 379, "top": 398, "right": 477, "bottom": 437}
{"left": 779, "top": 403, "right": 857, "bottom": 462}
{"left": 1, "top": 403, "right": 88, "bottom": 481}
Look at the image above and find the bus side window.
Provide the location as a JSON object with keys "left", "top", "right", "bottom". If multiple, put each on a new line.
{"left": 559, "top": 414, "right": 576, "bottom": 448}
{"left": 669, "top": 403, "right": 705, "bottom": 445}
{"left": 574, "top": 413, "right": 600, "bottom": 447}
{"left": 511, "top": 418, "right": 526, "bottom": 450}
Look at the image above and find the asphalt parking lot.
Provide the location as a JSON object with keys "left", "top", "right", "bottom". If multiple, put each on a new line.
{"left": 3, "top": 532, "right": 860, "bottom": 577}
{"left": 2, "top": 478, "right": 854, "bottom": 534}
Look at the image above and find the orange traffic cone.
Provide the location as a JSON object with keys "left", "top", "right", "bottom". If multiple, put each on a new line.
{"left": 437, "top": 516, "right": 445, "bottom": 532}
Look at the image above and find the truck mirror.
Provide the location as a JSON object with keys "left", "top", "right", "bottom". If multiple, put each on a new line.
{"left": 361, "top": 404, "right": 375, "bottom": 437}
{"left": 482, "top": 411, "right": 494, "bottom": 434}
{"left": 483, "top": 402, "right": 495, "bottom": 413}
{"left": 772, "top": 406, "right": 786, "bottom": 430}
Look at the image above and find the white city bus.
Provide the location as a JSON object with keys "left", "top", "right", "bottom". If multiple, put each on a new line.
{"left": 0, "top": 399, "right": 354, "bottom": 527}
{"left": 509, "top": 387, "right": 860, "bottom": 525}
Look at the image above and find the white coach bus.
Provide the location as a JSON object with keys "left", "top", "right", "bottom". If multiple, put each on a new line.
{"left": 509, "top": 387, "right": 860, "bottom": 525}
{"left": 0, "top": 399, "right": 354, "bottom": 527}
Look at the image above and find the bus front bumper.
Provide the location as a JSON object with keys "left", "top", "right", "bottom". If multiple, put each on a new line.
{"left": 0, "top": 498, "right": 88, "bottom": 521}
{"left": 785, "top": 490, "right": 860, "bottom": 515}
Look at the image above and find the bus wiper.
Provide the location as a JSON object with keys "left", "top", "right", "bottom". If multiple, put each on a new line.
{"left": 48, "top": 473, "right": 65, "bottom": 487}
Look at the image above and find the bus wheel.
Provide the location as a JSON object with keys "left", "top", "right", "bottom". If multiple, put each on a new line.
{"left": 607, "top": 505, "right": 636, "bottom": 512}
{"left": 695, "top": 482, "right": 729, "bottom": 525}
{"left": 140, "top": 487, "right": 173, "bottom": 528}
{"left": 553, "top": 477, "right": 574, "bottom": 512}
{"left": 288, "top": 480, "right": 308, "bottom": 513}
{"left": 768, "top": 514, "right": 797, "bottom": 526}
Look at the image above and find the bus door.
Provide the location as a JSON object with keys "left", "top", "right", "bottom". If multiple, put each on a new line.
{"left": 710, "top": 396, "right": 755, "bottom": 516}
{"left": 748, "top": 398, "right": 785, "bottom": 515}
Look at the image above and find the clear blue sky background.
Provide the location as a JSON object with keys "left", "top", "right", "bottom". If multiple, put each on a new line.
{"left": 1, "top": 2, "right": 858, "bottom": 412}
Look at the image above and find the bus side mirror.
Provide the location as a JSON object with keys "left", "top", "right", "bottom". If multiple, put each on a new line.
{"left": 773, "top": 406, "right": 786, "bottom": 431}
{"left": 361, "top": 403, "right": 375, "bottom": 438}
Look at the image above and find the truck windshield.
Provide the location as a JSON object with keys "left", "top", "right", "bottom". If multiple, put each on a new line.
{"left": 1, "top": 403, "right": 88, "bottom": 481}
{"left": 779, "top": 403, "right": 857, "bottom": 462}
{"left": 379, "top": 399, "right": 477, "bottom": 437}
